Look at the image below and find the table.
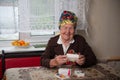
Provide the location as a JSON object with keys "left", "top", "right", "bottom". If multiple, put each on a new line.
{"left": 2, "top": 63, "right": 120, "bottom": 80}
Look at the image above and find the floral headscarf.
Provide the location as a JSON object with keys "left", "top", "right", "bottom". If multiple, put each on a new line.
{"left": 59, "top": 11, "right": 78, "bottom": 29}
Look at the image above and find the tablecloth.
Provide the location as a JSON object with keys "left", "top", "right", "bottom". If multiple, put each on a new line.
{"left": 2, "top": 63, "right": 120, "bottom": 80}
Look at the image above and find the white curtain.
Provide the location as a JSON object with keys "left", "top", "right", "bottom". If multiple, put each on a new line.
{"left": 55, "top": 0, "right": 89, "bottom": 30}
{"left": 0, "top": 0, "right": 18, "bottom": 34}
{"left": 18, "top": 0, "right": 90, "bottom": 34}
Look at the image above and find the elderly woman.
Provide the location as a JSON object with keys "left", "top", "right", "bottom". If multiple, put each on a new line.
{"left": 41, "top": 11, "right": 97, "bottom": 68}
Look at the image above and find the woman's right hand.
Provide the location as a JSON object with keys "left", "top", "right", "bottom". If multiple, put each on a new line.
{"left": 55, "top": 55, "right": 68, "bottom": 65}
{"left": 50, "top": 55, "right": 68, "bottom": 67}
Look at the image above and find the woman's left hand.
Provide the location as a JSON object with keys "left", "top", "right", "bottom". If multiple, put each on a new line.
{"left": 76, "top": 53, "right": 85, "bottom": 65}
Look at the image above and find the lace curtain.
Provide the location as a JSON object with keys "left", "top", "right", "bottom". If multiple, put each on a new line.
{"left": 18, "top": 0, "right": 90, "bottom": 34}
{"left": 0, "top": 0, "right": 18, "bottom": 34}
{"left": 55, "top": 0, "right": 89, "bottom": 30}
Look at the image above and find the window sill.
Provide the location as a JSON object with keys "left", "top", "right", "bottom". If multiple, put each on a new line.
{"left": 0, "top": 46, "right": 45, "bottom": 54}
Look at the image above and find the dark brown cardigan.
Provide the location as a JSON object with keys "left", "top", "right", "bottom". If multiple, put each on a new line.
{"left": 41, "top": 34, "right": 97, "bottom": 68}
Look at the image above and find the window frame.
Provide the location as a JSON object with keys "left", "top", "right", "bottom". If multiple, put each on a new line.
{"left": 0, "top": 0, "right": 89, "bottom": 47}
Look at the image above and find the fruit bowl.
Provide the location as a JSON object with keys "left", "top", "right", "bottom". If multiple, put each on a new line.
{"left": 11, "top": 40, "right": 30, "bottom": 48}
{"left": 15, "top": 45, "right": 30, "bottom": 48}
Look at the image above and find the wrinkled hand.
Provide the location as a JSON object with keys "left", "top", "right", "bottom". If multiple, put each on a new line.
{"left": 54, "top": 55, "right": 68, "bottom": 66}
{"left": 76, "top": 53, "right": 85, "bottom": 65}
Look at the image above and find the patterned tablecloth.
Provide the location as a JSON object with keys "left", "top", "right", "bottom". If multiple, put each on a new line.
{"left": 2, "top": 63, "right": 120, "bottom": 80}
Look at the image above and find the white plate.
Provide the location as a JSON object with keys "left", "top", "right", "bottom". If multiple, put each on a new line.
{"left": 15, "top": 45, "right": 30, "bottom": 48}
{"left": 55, "top": 73, "right": 70, "bottom": 80}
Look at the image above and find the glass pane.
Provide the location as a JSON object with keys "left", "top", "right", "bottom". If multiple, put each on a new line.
{"left": 29, "top": 0, "right": 55, "bottom": 36}
{"left": 0, "top": 0, "right": 19, "bottom": 40}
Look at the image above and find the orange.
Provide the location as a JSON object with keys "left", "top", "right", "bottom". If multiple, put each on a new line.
{"left": 11, "top": 40, "right": 30, "bottom": 47}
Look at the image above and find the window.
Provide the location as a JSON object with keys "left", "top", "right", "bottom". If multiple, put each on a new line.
{"left": 18, "top": 0, "right": 57, "bottom": 43}
{"left": 0, "top": 0, "right": 89, "bottom": 47}
{"left": 0, "top": 0, "right": 18, "bottom": 41}
{"left": 29, "top": 0, "right": 56, "bottom": 35}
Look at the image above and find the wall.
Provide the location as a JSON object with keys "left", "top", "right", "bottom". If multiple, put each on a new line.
{"left": 78, "top": 0, "right": 120, "bottom": 61}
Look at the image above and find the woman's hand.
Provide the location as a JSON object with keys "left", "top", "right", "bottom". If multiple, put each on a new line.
{"left": 55, "top": 55, "right": 68, "bottom": 65}
{"left": 76, "top": 53, "right": 86, "bottom": 65}
{"left": 50, "top": 55, "right": 68, "bottom": 67}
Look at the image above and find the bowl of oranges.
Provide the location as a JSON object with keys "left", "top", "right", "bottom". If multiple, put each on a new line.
{"left": 11, "top": 40, "right": 30, "bottom": 48}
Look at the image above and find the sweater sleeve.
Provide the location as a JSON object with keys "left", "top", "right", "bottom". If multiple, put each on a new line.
{"left": 41, "top": 38, "right": 55, "bottom": 68}
{"left": 76, "top": 35, "right": 97, "bottom": 68}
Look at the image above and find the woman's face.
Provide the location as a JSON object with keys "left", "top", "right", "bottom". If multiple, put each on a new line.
{"left": 60, "top": 24, "right": 75, "bottom": 42}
